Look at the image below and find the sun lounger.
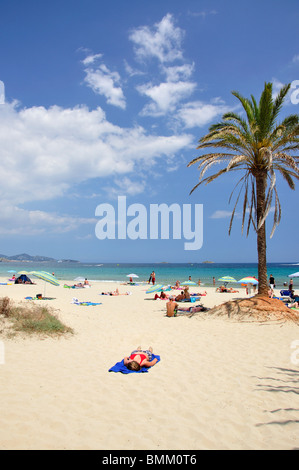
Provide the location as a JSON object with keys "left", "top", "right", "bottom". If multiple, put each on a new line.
{"left": 280, "top": 290, "right": 293, "bottom": 297}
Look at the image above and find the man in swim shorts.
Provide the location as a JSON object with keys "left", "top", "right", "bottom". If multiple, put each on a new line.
{"left": 166, "top": 296, "right": 178, "bottom": 317}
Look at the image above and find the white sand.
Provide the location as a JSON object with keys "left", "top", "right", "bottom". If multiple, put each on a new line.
{"left": 0, "top": 279, "right": 298, "bottom": 450}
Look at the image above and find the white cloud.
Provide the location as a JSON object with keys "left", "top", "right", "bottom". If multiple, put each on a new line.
{"left": 129, "top": 13, "right": 184, "bottom": 63}
{"left": 105, "top": 177, "right": 147, "bottom": 198}
{"left": 0, "top": 101, "right": 193, "bottom": 207}
{"left": 83, "top": 59, "right": 126, "bottom": 109}
{"left": 123, "top": 60, "right": 145, "bottom": 78}
{"left": 187, "top": 10, "right": 217, "bottom": 19}
{"left": 177, "top": 100, "right": 230, "bottom": 128}
{"left": 162, "top": 63, "right": 195, "bottom": 82}
{"left": 0, "top": 101, "right": 193, "bottom": 234}
{"left": 292, "top": 54, "right": 299, "bottom": 64}
{"left": 81, "top": 53, "right": 103, "bottom": 65}
{"left": 0, "top": 204, "right": 95, "bottom": 236}
{"left": 210, "top": 210, "right": 234, "bottom": 219}
{"left": 138, "top": 80, "right": 196, "bottom": 116}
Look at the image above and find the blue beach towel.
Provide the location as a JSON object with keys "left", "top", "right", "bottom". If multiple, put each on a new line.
{"left": 75, "top": 302, "right": 102, "bottom": 306}
{"left": 109, "top": 354, "right": 160, "bottom": 374}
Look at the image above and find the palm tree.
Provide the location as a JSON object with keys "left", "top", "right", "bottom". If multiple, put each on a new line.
{"left": 188, "top": 82, "right": 299, "bottom": 296}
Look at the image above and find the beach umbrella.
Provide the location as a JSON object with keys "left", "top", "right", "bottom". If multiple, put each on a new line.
{"left": 126, "top": 273, "right": 139, "bottom": 278}
{"left": 162, "top": 285, "right": 172, "bottom": 292}
{"left": 74, "top": 277, "right": 85, "bottom": 282}
{"left": 146, "top": 284, "right": 164, "bottom": 294}
{"left": 17, "top": 270, "right": 29, "bottom": 275}
{"left": 218, "top": 276, "right": 237, "bottom": 286}
{"left": 30, "top": 271, "right": 59, "bottom": 296}
{"left": 218, "top": 276, "right": 237, "bottom": 282}
{"left": 288, "top": 272, "right": 299, "bottom": 277}
{"left": 238, "top": 277, "right": 259, "bottom": 285}
{"left": 181, "top": 280, "right": 197, "bottom": 286}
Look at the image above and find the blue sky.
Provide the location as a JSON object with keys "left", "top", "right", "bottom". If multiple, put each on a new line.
{"left": 0, "top": 0, "right": 298, "bottom": 263}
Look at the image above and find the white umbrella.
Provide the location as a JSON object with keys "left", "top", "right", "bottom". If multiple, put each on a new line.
{"left": 288, "top": 272, "right": 299, "bottom": 277}
{"left": 126, "top": 273, "right": 139, "bottom": 278}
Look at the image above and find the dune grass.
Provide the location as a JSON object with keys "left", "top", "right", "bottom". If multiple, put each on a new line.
{"left": 0, "top": 296, "right": 73, "bottom": 337}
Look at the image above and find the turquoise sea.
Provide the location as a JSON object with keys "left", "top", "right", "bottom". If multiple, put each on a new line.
{"left": 1, "top": 261, "right": 298, "bottom": 288}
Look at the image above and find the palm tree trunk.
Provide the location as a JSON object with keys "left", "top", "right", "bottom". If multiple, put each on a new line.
{"left": 255, "top": 173, "right": 268, "bottom": 296}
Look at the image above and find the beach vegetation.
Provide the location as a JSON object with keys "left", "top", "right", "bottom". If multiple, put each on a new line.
{"left": 188, "top": 82, "right": 299, "bottom": 297}
{"left": 0, "top": 296, "right": 73, "bottom": 337}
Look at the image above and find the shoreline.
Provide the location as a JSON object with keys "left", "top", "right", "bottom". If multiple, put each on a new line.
{"left": 0, "top": 279, "right": 298, "bottom": 450}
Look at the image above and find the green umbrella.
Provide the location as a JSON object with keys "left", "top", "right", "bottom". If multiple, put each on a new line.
{"left": 218, "top": 276, "right": 237, "bottom": 286}
{"left": 146, "top": 284, "right": 164, "bottom": 294}
{"left": 30, "top": 271, "right": 59, "bottom": 296}
{"left": 181, "top": 280, "right": 197, "bottom": 286}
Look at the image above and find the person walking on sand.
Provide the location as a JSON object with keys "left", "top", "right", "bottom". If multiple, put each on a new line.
{"left": 152, "top": 271, "right": 156, "bottom": 285}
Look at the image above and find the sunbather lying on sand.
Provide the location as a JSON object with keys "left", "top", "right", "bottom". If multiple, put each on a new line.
{"left": 154, "top": 290, "right": 169, "bottom": 300}
{"left": 100, "top": 289, "right": 131, "bottom": 296}
{"left": 216, "top": 286, "right": 239, "bottom": 293}
{"left": 124, "top": 347, "right": 158, "bottom": 371}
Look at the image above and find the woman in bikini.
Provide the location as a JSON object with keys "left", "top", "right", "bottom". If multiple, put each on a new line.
{"left": 124, "top": 347, "right": 158, "bottom": 371}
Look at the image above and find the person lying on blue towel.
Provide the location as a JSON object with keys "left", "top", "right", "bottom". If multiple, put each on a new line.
{"left": 124, "top": 347, "right": 158, "bottom": 371}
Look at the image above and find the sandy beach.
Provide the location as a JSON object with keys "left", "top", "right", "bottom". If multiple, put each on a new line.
{"left": 0, "top": 278, "right": 298, "bottom": 450}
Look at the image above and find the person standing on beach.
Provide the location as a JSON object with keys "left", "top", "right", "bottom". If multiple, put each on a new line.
{"left": 148, "top": 272, "right": 152, "bottom": 284}
{"left": 213, "top": 277, "right": 215, "bottom": 286}
{"left": 289, "top": 278, "right": 293, "bottom": 291}
{"left": 269, "top": 274, "right": 275, "bottom": 292}
{"left": 152, "top": 271, "right": 156, "bottom": 285}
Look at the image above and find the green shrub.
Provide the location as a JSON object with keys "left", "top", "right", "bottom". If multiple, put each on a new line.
{"left": 0, "top": 297, "right": 73, "bottom": 336}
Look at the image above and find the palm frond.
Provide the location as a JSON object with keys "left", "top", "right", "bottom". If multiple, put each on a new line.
{"left": 270, "top": 187, "right": 281, "bottom": 238}
{"left": 188, "top": 81, "right": 299, "bottom": 241}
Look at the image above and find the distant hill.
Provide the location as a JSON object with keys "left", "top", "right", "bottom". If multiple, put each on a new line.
{"left": 0, "top": 253, "right": 57, "bottom": 262}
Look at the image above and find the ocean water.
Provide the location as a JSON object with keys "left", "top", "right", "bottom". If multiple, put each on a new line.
{"left": 1, "top": 261, "right": 298, "bottom": 288}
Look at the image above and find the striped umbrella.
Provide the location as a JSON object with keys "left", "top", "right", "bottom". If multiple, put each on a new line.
{"left": 181, "top": 280, "right": 197, "bottom": 286}
{"left": 238, "top": 277, "right": 259, "bottom": 285}
{"left": 146, "top": 284, "right": 165, "bottom": 294}
{"left": 218, "top": 276, "right": 237, "bottom": 286}
{"left": 30, "top": 271, "right": 59, "bottom": 296}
